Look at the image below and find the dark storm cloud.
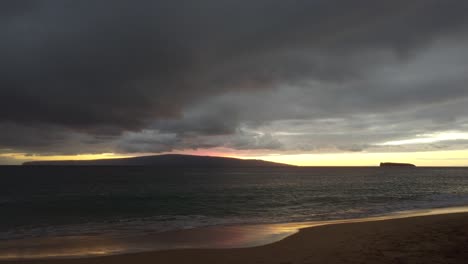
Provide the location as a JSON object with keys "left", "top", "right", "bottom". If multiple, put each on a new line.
{"left": 1, "top": 0, "right": 468, "bottom": 155}
{"left": 0, "top": 123, "right": 117, "bottom": 154}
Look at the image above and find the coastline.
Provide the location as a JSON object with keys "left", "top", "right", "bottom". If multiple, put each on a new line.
{"left": 2, "top": 207, "right": 468, "bottom": 264}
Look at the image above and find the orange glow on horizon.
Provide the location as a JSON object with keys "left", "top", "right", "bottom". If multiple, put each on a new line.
{"left": 1, "top": 149, "right": 468, "bottom": 166}
{"left": 0, "top": 153, "right": 135, "bottom": 163}
{"left": 247, "top": 149, "right": 468, "bottom": 167}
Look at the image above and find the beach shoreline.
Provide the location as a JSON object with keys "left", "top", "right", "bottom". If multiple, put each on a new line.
{"left": 2, "top": 208, "right": 468, "bottom": 264}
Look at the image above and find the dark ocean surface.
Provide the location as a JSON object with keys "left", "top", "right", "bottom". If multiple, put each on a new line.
{"left": 1, "top": 166, "right": 468, "bottom": 243}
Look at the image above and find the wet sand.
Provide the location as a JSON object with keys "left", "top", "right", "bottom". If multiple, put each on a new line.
{"left": 2, "top": 212, "right": 468, "bottom": 264}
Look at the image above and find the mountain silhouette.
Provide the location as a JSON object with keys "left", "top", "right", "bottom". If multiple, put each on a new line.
{"left": 22, "top": 154, "right": 292, "bottom": 167}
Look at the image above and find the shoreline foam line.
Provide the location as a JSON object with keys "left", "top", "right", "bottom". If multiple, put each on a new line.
{"left": 2, "top": 205, "right": 468, "bottom": 261}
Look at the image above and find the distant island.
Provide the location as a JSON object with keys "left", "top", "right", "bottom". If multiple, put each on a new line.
{"left": 22, "top": 154, "right": 292, "bottom": 167}
{"left": 380, "top": 162, "right": 416, "bottom": 167}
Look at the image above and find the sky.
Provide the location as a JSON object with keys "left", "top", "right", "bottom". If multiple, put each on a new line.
{"left": 1, "top": 0, "right": 468, "bottom": 166}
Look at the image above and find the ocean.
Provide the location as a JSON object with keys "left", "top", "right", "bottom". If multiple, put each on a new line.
{"left": 1, "top": 166, "right": 468, "bottom": 259}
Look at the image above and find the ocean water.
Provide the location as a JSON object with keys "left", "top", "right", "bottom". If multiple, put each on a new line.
{"left": 1, "top": 166, "right": 468, "bottom": 257}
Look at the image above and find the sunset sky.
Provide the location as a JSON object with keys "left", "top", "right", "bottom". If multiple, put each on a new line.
{"left": 1, "top": 1, "right": 468, "bottom": 166}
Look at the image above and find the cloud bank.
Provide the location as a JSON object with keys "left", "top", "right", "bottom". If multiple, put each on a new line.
{"left": 1, "top": 0, "right": 468, "bottom": 159}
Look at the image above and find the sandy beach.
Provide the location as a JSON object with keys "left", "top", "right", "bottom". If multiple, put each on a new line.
{"left": 2, "top": 212, "right": 468, "bottom": 264}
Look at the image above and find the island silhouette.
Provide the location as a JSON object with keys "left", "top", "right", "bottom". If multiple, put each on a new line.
{"left": 22, "top": 154, "right": 292, "bottom": 167}
{"left": 380, "top": 162, "right": 416, "bottom": 167}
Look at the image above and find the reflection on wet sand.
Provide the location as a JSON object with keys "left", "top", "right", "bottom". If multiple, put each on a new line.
{"left": 2, "top": 206, "right": 468, "bottom": 260}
